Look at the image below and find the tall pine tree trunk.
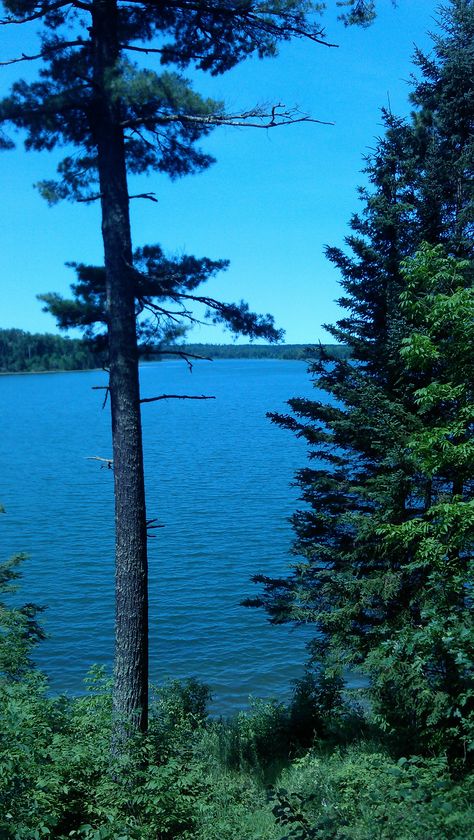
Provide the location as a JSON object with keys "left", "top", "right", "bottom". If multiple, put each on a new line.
{"left": 92, "top": 0, "right": 148, "bottom": 734}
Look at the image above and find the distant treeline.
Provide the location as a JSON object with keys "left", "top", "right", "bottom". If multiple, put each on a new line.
{"left": 0, "top": 329, "right": 350, "bottom": 372}
{"left": 0, "top": 329, "right": 104, "bottom": 373}
{"left": 152, "top": 342, "right": 351, "bottom": 361}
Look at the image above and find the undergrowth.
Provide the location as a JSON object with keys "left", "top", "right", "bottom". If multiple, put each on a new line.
{"left": 1, "top": 668, "right": 474, "bottom": 839}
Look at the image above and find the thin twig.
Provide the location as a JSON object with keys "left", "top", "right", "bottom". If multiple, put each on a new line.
{"left": 129, "top": 192, "right": 158, "bottom": 202}
{"left": 156, "top": 350, "right": 213, "bottom": 372}
{"left": 0, "top": 39, "right": 84, "bottom": 65}
{"left": 77, "top": 193, "right": 102, "bottom": 203}
{"left": 92, "top": 384, "right": 110, "bottom": 409}
{"left": 86, "top": 456, "right": 113, "bottom": 470}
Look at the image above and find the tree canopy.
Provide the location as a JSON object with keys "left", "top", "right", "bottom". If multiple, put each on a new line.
{"left": 248, "top": 0, "right": 474, "bottom": 763}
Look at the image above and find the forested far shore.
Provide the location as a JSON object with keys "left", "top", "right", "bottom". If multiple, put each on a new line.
{"left": 0, "top": 328, "right": 350, "bottom": 372}
{"left": 0, "top": 328, "right": 104, "bottom": 373}
{"left": 151, "top": 342, "right": 351, "bottom": 361}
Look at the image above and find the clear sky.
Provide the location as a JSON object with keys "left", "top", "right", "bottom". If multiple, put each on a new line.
{"left": 0, "top": 1, "right": 438, "bottom": 344}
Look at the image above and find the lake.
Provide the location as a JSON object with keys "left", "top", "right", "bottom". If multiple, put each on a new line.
{"left": 1, "top": 359, "right": 318, "bottom": 713}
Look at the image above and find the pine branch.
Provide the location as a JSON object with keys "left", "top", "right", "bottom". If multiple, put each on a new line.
{"left": 116, "top": 0, "right": 339, "bottom": 49}
{"left": 0, "top": 0, "right": 89, "bottom": 26}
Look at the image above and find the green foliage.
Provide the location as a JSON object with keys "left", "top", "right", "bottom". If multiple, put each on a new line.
{"left": 0, "top": 564, "right": 471, "bottom": 837}
{"left": 0, "top": 0, "right": 394, "bottom": 353}
{"left": 2, "top": 662, "right": 474, "bottom": 840}
{"left": 39, "top": 249, "right": 284, "bottom": 353}
{"left": 365, "top": 244, "right": 474, "bottom": 757}
{"left": 272, "top": 746, "right": 474, "bottom": 840}
{"left": 251, "top": 0, "right": 474, "bottom": 764}
{"left": 0, "top": 331, "right": 349, "bottom": 371}
{"left": 0, "top": 328, "right": 104, "bottom": 373}
{"left": 0, "top": 550, "right": 45, "bottom": 680}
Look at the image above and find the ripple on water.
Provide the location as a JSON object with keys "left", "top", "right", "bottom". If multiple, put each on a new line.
{"left": 1, "top": 360, "right": 320, "bottom": 712}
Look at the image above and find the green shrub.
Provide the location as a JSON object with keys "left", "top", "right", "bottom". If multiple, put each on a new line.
{"left": 273, "top": 746, "right": 474, "bottom": 840}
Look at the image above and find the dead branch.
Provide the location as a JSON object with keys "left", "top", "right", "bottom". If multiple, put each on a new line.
{"left": 122, "top": 104, "right": 333, "bottom": 130}
{"left": 0, "top": 39, "right": 84, "bottom": 65}
{"left": 92, "top": 384, "right": 110, "bottom": 409}
{"left": 76, "top": 193, "right": 103, "bottom": 203}
{"left": 156, "top": 350, "right": 213, "bottom": 372}
{"left": 87, "top": 456, "right": 113, "bottom": 469}
{"left": 146, "top": 517, "right": 165, "bottom": 537}
{"left": 140, "top": 393, "right": 215, "bottom": 404}
{"left": 129, "top": 192, "right": 158, "bottom": 202}
{"left": 157, "top": 350, "right": 213, "bottom": 362}
{"left": 122, "top": 43, "right": 165, "bottom": 56}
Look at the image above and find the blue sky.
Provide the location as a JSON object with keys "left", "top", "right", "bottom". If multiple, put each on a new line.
{"left": 0, "top": 1, "right": 438, "bottom": 344}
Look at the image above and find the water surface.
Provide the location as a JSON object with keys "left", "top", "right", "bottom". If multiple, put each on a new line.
{"left": 1, "top": 359, "right": 318, "bottom": 713}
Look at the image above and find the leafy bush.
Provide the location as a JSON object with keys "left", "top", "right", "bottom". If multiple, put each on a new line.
{"left": 272, "top": 746, "right": 474, "bottom": 840}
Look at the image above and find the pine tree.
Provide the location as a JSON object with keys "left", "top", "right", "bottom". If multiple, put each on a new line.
{"left": 0, "top": 0, "right": 372, "bottom": 736}
{"left": 248, "top": 0, "right": 474, "bottom": 759}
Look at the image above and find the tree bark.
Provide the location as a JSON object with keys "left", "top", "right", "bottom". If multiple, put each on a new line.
{"left": 92, "top": 0, "right": 148, "bottom": 734}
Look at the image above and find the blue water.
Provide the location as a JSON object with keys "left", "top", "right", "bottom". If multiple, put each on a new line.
{"left": 1, "top": 359, "right": 317, "bottom": 713}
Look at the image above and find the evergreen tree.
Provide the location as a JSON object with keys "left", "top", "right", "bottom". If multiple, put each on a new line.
{"left": 248, "top": 0, "right": 474, "bottom": 760}
{"left": 0, "top": 509, "right": 45, "bottom": 682}
{"left": 0, "top": 0, "right": 376, "bottom": 735}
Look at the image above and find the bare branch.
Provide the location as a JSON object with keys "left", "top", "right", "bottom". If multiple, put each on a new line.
{"left": 86, "top": 455, "right": 113, "bottom": 469}
{"left": 171, "top": 291, "right": 227, "bottom": 309}
{"left": 146, "top": 517, "right": 165, "bottom": 537}
{"left": 158, "top": 349, "right": 213, "bottom": 361}
{"left": 77, "top": 193, "right": 103, "bottom": 203}
{"left": 123, "top": 104, "right": 333, "bottom": 130}
{"left": 140, "top": 393, "right": 215, "bottom": 404}
{"left": 0, "top": 39, "right": 84, "bottom": 66}
{"left": 153, "top": 349, "right": 213, "bottom": 372}
{"left": 129, "top": 192, "right": 158, "bottom": 202}
{"left": 121, "top": 43, "right": 165, "bottom": 56}
{"left": 92, "top": 385, "right": 110, "bottom": 409}
{"left": 122, "top": 41, "right": 210, "bottom": 64}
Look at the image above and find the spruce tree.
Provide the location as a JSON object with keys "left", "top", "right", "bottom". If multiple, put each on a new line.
{"left": 248, "top": 0, "right": 474, "bottom": 759}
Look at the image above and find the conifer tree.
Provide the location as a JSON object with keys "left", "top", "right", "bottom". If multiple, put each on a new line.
{"left": 248, "top": 0, "right": 474, "bottom": 759}
{"left": 0, "top": 0, "right": 380, "bottom": 735}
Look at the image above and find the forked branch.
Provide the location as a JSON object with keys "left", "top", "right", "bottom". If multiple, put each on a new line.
{"left": 123, "top": 104, "right": 334, "bottom": 130}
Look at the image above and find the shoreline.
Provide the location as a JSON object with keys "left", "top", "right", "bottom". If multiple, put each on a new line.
{"left": 0, "top": 357, "right": 312, "bottom": 377}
